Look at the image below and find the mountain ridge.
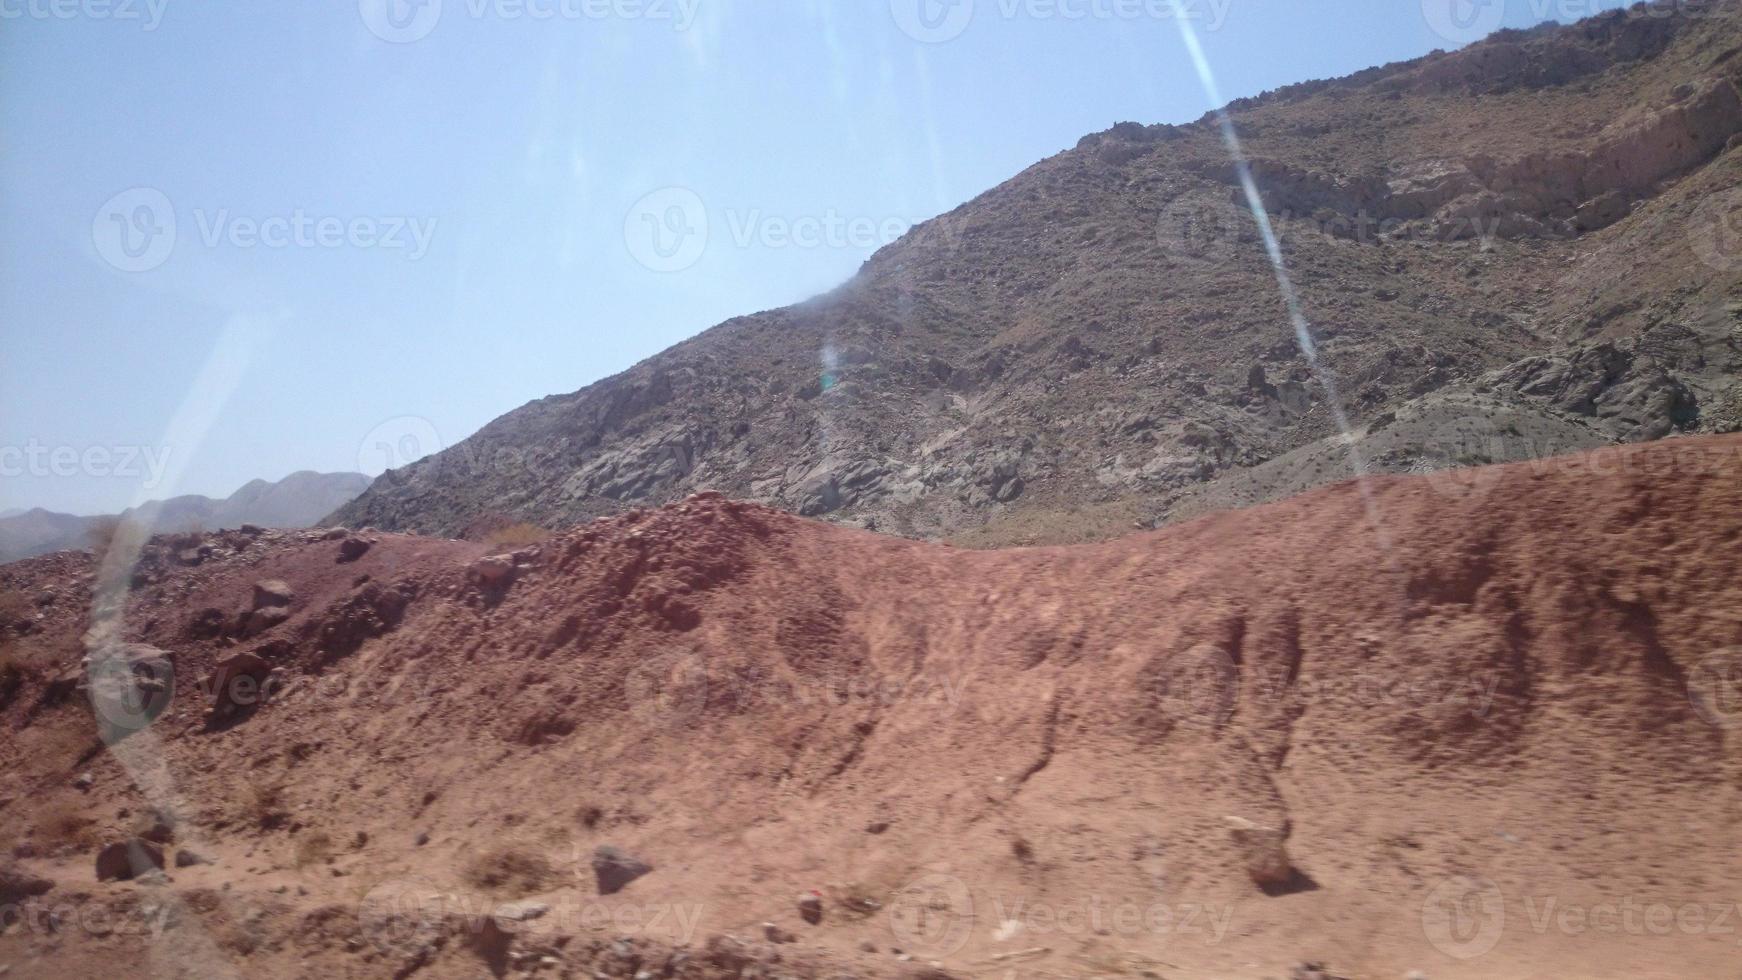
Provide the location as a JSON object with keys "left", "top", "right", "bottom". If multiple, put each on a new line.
{"left": 332, "top": 5, "right": 1742, "bottom": 544}
{"left": 0, "top": 470, "right": 369, "bottom": 564}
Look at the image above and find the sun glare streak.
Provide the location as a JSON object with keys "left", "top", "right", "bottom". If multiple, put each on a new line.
{"left": 1169, "top": 12, "right": 1392, "bottom": 553}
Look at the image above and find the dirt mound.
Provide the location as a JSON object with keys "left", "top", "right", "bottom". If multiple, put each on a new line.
{"left": 2, "top": 435, "right": 1741, "bottom": 977}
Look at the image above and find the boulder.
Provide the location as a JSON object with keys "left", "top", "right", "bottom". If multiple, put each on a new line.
{"left": 591, "top": 845, "right": 652, "bottom": 895}
{"left": 133, "top": 808, "right": 177, "bottom": 844}
{"left": 251, "top": 580, "right": 295, "bottom": 610}
{"left": 173, "top": 849, "right": 210, "bottom": 868}
{"left": 205, "top": 651, "right": 273, "bottom": 721}
{"left": 94, "top": 839, "right": 165, "bottom": 882}
{"left": 337, "top": 537, "right": 372, "bottom": 562}
{"left": 469, "top": 556, "right": 515, "bottom": 588}
{"left": 0, "top": 865, "right": 53, "bottom": 904}
{"left": 1224, "top": 815, "right": 1293, "bottom": 889}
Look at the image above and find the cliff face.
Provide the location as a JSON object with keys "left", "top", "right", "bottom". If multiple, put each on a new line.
{"left": 333, "top": 7, "right": 1742, "bottom": 544}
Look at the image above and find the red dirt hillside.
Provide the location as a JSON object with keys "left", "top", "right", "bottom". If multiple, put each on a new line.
{"left": 3, "top": 435, "right": 1742, "bottom": 979}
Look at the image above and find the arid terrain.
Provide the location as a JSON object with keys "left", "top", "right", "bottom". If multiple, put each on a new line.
{"left": 4, "top": 435, "right": 1741, "bottom": 979}
{"left": 7, "top": 6, "right": 1742, "bottom": 980}
{"left": 334, "top": 6, "right": 1742, "bottom": 548}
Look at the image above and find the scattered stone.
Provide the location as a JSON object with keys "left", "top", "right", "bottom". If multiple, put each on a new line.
{"left": 495, "top": 901, "right": 550, "bottom": 923}
{"left": 241, "top": 605, "right": 291, "bottom": 637}
{"left": 251, "top": 580, "right": 295, "bottom": 610}
{"left": 94, "top": 838, "right": 165, "bottom": 882}
{"left": 469, "top": 556, "right": 516, "bottom": 588}
{"left": 0, "top": 866, "right": 53, "bottom": 904}
{"left": 1225, "top": 815, "right": 1294, "bottom": 889}
{"left": 337, "top": 536, "right": 372, "bottom": 562}
{"left": 762, "top": 922, "right": 795, "bottom": 944}
{"left": 591, "top": 845, "right": 653, "bottom": 895}
{"left": 239, "top": 523, "right": 264, "bottom": 535}
{"left": 204, "top": 651, "right": 273, "bottom": 721}
{"left": 72, "top": 772, "right": 94, "bottom": 791}
{"left": 797, "top": 891, "right": 823, "bottom": 925}
{"left": 414, "top": 832, "right": 430, "bottom": 846}
{"left": 865, "top": 820, "right": 890, "bottom": 834}
{"left": 174, "top": 849, "right": 210, "bottom": 868}
{"left": 133, "top": 808, "right": 176, "bottom": 844}
{"left": 321, "top": 527, "right": 349, "bottom": 540}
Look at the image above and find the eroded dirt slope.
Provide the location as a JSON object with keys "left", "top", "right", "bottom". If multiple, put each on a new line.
{"left": 3, "top": 436, "right": 1741, "bottom": 978}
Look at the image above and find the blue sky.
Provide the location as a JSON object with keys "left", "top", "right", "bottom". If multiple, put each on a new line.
{"left": 0, "top": 0, "right": 1624, "bottom": 515}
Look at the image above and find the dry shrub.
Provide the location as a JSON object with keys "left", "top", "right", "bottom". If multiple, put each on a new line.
{"left": 293, "top": 830, "right": 335, "bottom": 868}
{"left": 243, "top": 782, "right": 289, "bottom": 829}
{"left": 480, "top": 522, "right": 550, "bottom": 550}
{"left": 35, "top": 797, "right": 98, "bottom": 850}
{"left": 460, "top": 843, "right": 558, "bottom": 897}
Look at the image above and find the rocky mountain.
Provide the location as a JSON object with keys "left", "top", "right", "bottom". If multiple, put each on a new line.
{"left": 0, "top": 471, "right": 370, "bottom": 564}
{"left": 333, "top": 6, "right": 1742, "bottom": 544}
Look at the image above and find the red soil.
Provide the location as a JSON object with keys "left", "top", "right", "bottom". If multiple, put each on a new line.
{"left": 3, "top": 435, "right": 1741, "bottom": 978}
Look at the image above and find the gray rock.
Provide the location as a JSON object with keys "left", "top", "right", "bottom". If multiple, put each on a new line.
{"left": 95, "top": 839, "right": 165, "bottom": 882}
{"left": 251, "top": 579, "right": 295, "bottom": 610}
{"left": 591, "top": 845, "right": 652, "bottom": 895}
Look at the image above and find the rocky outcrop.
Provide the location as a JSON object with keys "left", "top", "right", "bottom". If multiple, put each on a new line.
{"left": 328, "top": 7, "right": 1742, "bottom": 547}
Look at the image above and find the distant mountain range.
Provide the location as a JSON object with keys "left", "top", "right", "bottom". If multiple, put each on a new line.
{"left": 0, "top": 470, "right": 370, "bottom": 564}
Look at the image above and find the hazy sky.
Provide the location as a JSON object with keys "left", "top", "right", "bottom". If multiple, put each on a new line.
{"left": 0, "top": 0, "right": 1623, "bottom": 515}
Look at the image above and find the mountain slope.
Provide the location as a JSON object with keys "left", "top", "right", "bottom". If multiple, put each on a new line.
{"left": 0, "top": 471, "right": 369, "bottom": 564}
{"left": 4, "top": 435, "right": 1741, "bottom": 978}
{"left": 333, "top": 7, "right": 1742, "bottom": 543}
